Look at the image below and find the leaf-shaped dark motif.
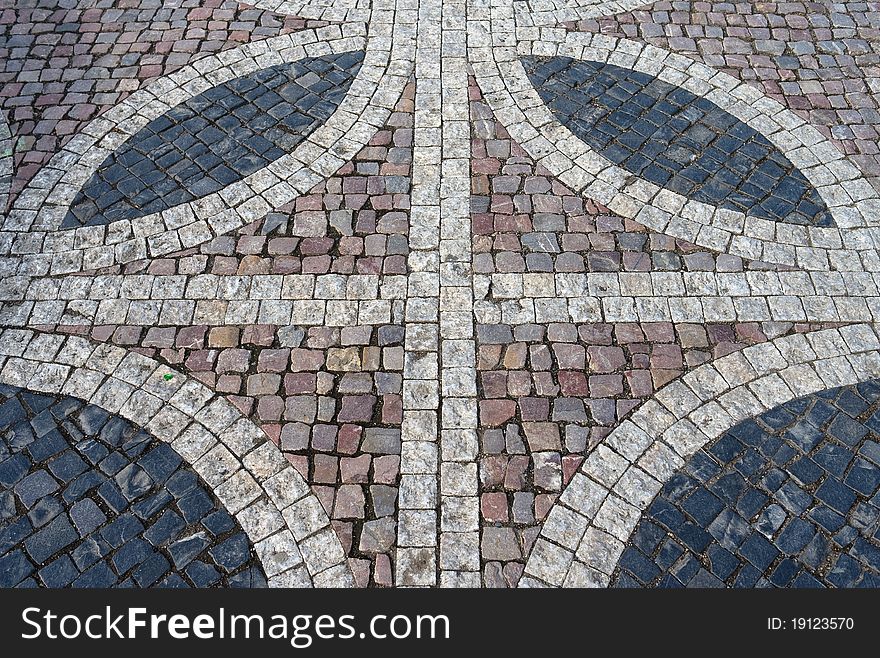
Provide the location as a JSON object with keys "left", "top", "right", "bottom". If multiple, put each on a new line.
{"left": 523, "top": 56, "right": 834, "bottom": 227}
{"left": 0, "top": 385, "right": 268, "bottom": 587}
{"left": 63, "top": 51, "right": 364, "bottom": 228}
{"left": 610, "top": 379, "right": 880, "bottom": 588}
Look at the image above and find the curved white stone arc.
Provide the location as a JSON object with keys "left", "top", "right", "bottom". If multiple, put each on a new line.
{"left": 513, "top": 0, "right": 652, "bottom": 27}
{"left": 0, "top": 111, "right": 11, "bottom": 214}
{"left": 519, "top": 324, "right": 880, "bottom": 587}
{"left": 0, "top": 4, "right": 416, "bottom": 276}
{"left": 248, "top": 0, "right": 372, "bottom": 23}
{"left": 470, "top": 16, "right": 880, "bottom": 270}
{"left": 3, "top": 28, "right": 366, "bottom": 234}
{"left": 0, "top": 328, "right": 354, "bottom": 588}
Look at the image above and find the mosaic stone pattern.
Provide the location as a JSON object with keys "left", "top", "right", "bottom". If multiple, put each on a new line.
{"left": 476, "top": 321, "right": 776, "bottom": 586}
{"left": 3, "top": 0, "right": 880, "bottom": 589}
{"left": 611, "top": 380, "right": 880, "bottom": 588}
{"left": 63, "top": 51, "right": 364, "bottom": 228}
{"left": 523, "top": 56, "right": 834, "bottom": 226}
{"left": 468, "top": 74, "right": 846, "bottom": 586}
{"left": 44, "top": 78, "right": 417, "bottom": 587}
{"left": 0, "top": 385, "right": 266, "bottom": 588}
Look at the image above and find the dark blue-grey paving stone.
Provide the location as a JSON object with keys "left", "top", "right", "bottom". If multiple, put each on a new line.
{"left": 144, "top": 510, "right": 186, "bottom": 547}
{"left": 114, "top": 463, "right": 154, "bottom": 500}
{"left": 202, "top": 510, "right": 236, "bottom": 537}
{"left": 131, "top": 490, "right": 173, "bottom": 520}
{"left": 72, "top": 561, "right": 118, "bottom": 588}
{"left": 0, "top": 453, "right": 30, "bottom": 487}
{"left": 69, "top": 498, "right": 107, "bottom": 536}
{"left": 0, "top": 490, "right": 14, "bottom": 519}
{"left": 0, "top": 386, "right": 265, "bottom": 588}
{"left": 48, "top": 451, "right": 88, "bottom": 483}
{"left": 228, "top": 565, "right": 268, "bottom": 589}
{"left": 208, "top": 533, "right": 251, "bottom": 573}
{"left": 38, "top": 555, "right": 79, "bottom": 588}
{"left": 63, "top": 51, "right": 364, "bottom": 228}
{"left": 523, "top": 56, "right": 834, "bottom": 227}
{"left": 611, "top": 379, "right": 880, "bottom": 588}
{"left": 27, "top": 495, "right": 64, "bottom": 529}
{"left": 185, "top": 560, "right": 221, "bottom": 587}
{"left": 24, "top": 515, "right": 78, "bottom": 564}
{"left": 132, "top": 553, "right": 170, "bottom": 587}
{"left": 167, "top": 532, "right": 211, "bottom": 569}
{"left": 158, "top": 573, "right": 189, "bottom": 588}
{"left": 15, "top": 470, "right": 58, "bottom": 507}
{"left": 111, "top": 538, "right": 154, "bottom": 575}
{"left": 177, "top": 488, "right": 214, "bottom": 523}
{"left": 71, "top": 537, "right": 108, "bottom": 571}
{"left": 0, "top": 549, "right": 34, "bottom": 587}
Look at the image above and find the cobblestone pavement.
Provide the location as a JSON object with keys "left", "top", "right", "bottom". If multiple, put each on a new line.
{"left": 1, "top": 0, "right": 879, "bottom": 588}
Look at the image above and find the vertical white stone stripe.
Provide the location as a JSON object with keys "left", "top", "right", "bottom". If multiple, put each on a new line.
{"left": 438, "top": 0, "right": 480, "bottom": 587}
{"left": 397, "top": 0, "right": 443, "bottom": 587}
{"left": 398, "top": 0, "right": 479, "bottom": 587}
{"left": 0, "top": 114, "right": 11, "bottom": 214}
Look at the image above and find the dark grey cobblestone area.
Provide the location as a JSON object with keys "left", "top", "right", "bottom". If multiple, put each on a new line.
{"left": 523, "top": 56, "right": 834, "bottom": 227}
{"left": 612, "top": 380, "right": 880, "bottom": 588}
{"left": 0, "top": 384, "right": 266, "bottom": 588}
{"left": 63, "top": 51, "right": 364, "bottom": 228}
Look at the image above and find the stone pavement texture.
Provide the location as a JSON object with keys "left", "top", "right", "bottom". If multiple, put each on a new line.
{"left": 0, "top": 0, "right": 879, "bottom": 588}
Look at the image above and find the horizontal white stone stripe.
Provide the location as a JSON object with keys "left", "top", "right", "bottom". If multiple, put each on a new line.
{"left": 2, "top": 274, "right": 404, "bottom": 302}
{"left": 513, "top": 0, "right": 668, "bottom": 27}
{"left": 248, "top": 0, "right": 372, "bottom": 23}
{"left": 477, "top": 271, "right": 880, "bottom": 299}
{"left": 0, "top": 298, "right": 402, "bottom": 328}
{"left": 473, "top": 296, "right": 880, "bottom": 325}
{"left": 0, "top": 328, "right": 355, "bottom": 587}
{"left": 520, "top": 324, "right": 880, "bottom": 587}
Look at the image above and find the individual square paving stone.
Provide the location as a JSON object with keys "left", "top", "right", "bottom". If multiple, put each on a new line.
{"left": 27, "top": 495, "right": 64, "bottom": 529}
{"left": 70, "top": 498, "right": 107, "bottom": 536}
{"left": 114, "top": 463, "right": 154, "bottom": 501}
{"left": 144, "top": 511, "right": 186, "bottom": 547}
{"left": 24, "top": 514, "right": 78, "bottom": 564}
{"left": 73, "top": 561, "right": 118, "bottom": 588}
{"left": 132, "top": 553, "right": 171, "bottom": 587}
{"left": 168, "top": 532, "right": 211, "bottom": 569}
{"left": 481, "top": 527, "right": 522, "bottom": 562}
{"left": 38, "top": 555, "right": 79, "bottom": 588}
{"left": 112, "top": 538, "right": 154, "bottom": 575}
{"left": 14, "top": 469, "right": 59, "bottom": 507}
{"left": 208, "top": 533, "right": 252, "bottom": 573}
{"left": 0, "top": 550, "right": 34, "bottom": 588}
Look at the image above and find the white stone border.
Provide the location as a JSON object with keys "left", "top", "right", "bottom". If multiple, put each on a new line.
{"left": 3, "top": 28, "right": 366, "bottom": 235}
{"left": 1, "top": 4, "right": 416, "bottom": 276}
{"left": 0, "top": 328, "right": 354, "bottom": 588}
{"left": 0, "top": 111, "right": 11, "bottom": 215}
{"left": 520, "top": 323, "right": 880, "bottom": 587}
{"left": 0, "top": 272, "right": 406, "bottom": 328}
{"left": 469, "top": 7, "right": 880, "bottom": 271}
{"left": 396, "top": 0, "right": 480, "bottom": 588}
{"left": 248, "top": 0, "right": 373, "bottom": 23}
{"left": 10, "top": 266, "right": 880, "bottom": 332}
{"left": 512, "top": 0, "right": 651, "bottom": 27}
